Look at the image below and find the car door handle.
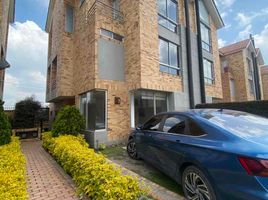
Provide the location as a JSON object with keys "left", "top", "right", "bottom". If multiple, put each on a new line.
{"left": 176, "top": 140, "right": 181, "bottom": 143}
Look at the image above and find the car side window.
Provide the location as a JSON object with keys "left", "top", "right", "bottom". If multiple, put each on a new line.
{"left": 143, "top": 116, "right": 163, "bottom": 131}
{"left": 188, "top": 119, "right": 207, "bottom": 136}
{"left": 163, "top": 115, "right": 186, "bottom": 135}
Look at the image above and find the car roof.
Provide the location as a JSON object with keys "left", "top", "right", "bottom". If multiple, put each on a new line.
{"left": 156, "top": 109, "right": 247, "bottom": 118}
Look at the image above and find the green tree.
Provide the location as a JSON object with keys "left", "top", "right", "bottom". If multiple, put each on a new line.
{"left": 52, "top": 106, "right": 85, "bottom": 137}
{"left": 13, "top": 96, "right": 42, "bottom": 128}
{"left": 0, "top": 101, "right": 11, "bottom": 146}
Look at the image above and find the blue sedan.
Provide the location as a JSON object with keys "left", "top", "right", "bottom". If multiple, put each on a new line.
{"left": 127, "top": 109, "right": 268, "bottom": 200}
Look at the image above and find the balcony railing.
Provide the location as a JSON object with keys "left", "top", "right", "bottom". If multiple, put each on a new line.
{"left": 87, "top": 0, "right": 124, "bottom": 24}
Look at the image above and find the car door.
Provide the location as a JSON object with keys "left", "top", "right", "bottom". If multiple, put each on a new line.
{"left": 150, "top": 114, "right": 189, "bottom": 177}
{"left": 135, "top": 115, "right": 165, "bottom": 164}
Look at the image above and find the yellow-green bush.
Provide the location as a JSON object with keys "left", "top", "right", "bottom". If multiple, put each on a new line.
{"left": 0, "top": 137, "right": 27, "bottom": 200}
{"left": 42, "top": 132, "right": 146, "bottom": 200}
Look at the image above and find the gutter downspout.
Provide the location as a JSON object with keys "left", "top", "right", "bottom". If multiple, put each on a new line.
{"left": 195, "top": 0, "right": 206, "bottom": 103}
{"left": 184, "top": 0, "right": 195, "bottom": 109}
{"left": 251, "top": 52, "right": 261, "bottom": 100}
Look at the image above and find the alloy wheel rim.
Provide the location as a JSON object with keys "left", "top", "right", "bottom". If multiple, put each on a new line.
{"left": 127, "top": 141, "right": 137, "bottom": 158}
{"left": 184, "top": 172, "right": 211, "bottom": 200}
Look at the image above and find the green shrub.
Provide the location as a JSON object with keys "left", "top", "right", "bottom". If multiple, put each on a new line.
{"left": 0, "top": 110, "right": 11, "bottom": 146}
{"left": 42, "top": 132, "right": 146, "bottom": 200}
{"left": 0, "top": 137, "right": 27, "bottom": 199}
{"left": 52, "top": 106, "right": 85, "bottom": 137}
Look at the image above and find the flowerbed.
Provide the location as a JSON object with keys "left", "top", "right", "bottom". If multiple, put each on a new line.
{"left": 0, "top": 137, "right": 27, "bottom": 200}
{"left": 42, "top": 132, "right": 146, "bottom": 200}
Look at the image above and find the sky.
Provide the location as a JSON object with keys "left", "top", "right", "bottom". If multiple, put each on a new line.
{"left": 3, "top": 0, "right": 268, "bottom": 107}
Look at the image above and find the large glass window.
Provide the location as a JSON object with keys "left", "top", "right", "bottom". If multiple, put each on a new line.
{"left": 80, "top": 90, "right": 106, "bottom": 130}
{"left": 203, "top": 58, "right": 214, "bottom": 85}
{"left": 159, "top": 38, "right": 179, "bottom": 75}
{"left": 157, "top": 0, "right": 178, "bottom": 32}
{"left": 199, "top": 0, "right": 209, "bottom": 23}
{"left": 65, "top": 5, "right": 74, "bottom": 33}
{"left": 201, "top": 23, "right": 211, "bottom": 52}
{"left": 134, "top": 91, "right": 168, "bottom": 126}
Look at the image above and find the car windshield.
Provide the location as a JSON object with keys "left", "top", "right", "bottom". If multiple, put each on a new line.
{"left": 200, "top": 110, "right": 268, "bottom": 139}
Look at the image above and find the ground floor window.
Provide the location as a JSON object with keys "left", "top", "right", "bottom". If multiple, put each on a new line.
{"left": 80, "top": 90, "right": 106, "bottom": 130}
{"left": 133, "top": 90, "right": 168, "bottom": 126}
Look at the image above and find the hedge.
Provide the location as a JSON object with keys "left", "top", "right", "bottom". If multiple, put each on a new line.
{"left": 196, "top": 100, "right": 268, "bottom": 118}
{"left": 0, "top": 137, "right": 27, "bottom": 200}
{"left": 42, "top": 132, "right": 146, "bottom": 200}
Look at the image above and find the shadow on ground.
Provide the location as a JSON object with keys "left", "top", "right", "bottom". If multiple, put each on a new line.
{"left": 99, "top": 145, "right": 184, "bottom": 195}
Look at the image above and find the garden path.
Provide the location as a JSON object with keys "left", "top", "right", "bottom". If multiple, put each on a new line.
{"left": 21, "top": 139, "right": 79, "bottom": 200}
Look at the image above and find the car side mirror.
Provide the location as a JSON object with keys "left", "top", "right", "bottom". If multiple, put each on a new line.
{"left": 136, "top": 125, "right": 143, "bottom": 131}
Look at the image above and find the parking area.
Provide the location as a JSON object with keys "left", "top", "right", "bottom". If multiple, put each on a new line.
{"left": 99, "top": 145, "right": 184, "bottom": 197}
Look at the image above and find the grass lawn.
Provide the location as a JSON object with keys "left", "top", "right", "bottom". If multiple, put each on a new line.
{"left": 99, "top": 145, "right": 184, "bottom": 195}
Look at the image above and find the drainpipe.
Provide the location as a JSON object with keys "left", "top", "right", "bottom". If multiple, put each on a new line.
{"left": 250, "top": 35, "right": 261, "bottom": 100}
{"left": 184, "top": 0, "right": 195, "bottom": 109}
{"left": 194, "top": 0, "right": 206, "bottom": 104}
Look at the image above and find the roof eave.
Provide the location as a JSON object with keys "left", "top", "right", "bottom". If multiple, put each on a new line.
{"left": 204, "top": 0, "right": 225, "bottom": 30}
{"left": 45, "top": 0, "right": 55, "bottom": 33}
{"left": 8, "top": 0, "right": 15, "bottom": 23}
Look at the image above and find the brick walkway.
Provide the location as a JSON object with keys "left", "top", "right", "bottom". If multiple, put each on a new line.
{"left": 21, "top": 139, "right": 79, "bottom": 200}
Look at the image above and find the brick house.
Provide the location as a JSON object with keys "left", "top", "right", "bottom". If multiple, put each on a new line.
{"left": 219, "top": 37, "right": 265, "bottom": 102}
{"left": 45, "top": 0, "right": 224, "bottom": 147}
{"left": 0, "top": 0, "right": 15, "bottom": 100}
{"left": 261, "top": 65, "right": 268, "bottom": 100}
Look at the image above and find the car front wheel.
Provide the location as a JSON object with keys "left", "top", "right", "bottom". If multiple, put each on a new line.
{"left": 182, "top": 166, "right": 216, "bottom": 200}
{"left": 127, "top": 138, "right": 139, "bottom": 160}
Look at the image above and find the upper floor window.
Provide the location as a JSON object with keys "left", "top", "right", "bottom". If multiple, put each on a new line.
{"left": 203, "top": 58, "right": 214, "bottom": 85}
{"left": 157, "top": 0, "right": 178, "bottom": 32}
{"left": 100, "top": 29, "right": 124, "bottom": 42}
{"left": 199, "top": 0, "right": 212, "bottom": 52}
{"left": 247, "top": 58, "right": 253, "bottom": 78}
{"left": 65, "top": 5, "right": 74, "bottom": 33}
{"left": 159, "top": 38, "right": 180, "bottom": 75}
{"left": 199, "top": 0, "right": 209, "bottom": 24}
{"left": 201, "top": 23, "right": 212, "bottom": 52}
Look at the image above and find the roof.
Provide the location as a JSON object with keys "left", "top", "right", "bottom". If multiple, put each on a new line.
{"left": 8, "top": 0, "right": 15, "bottom": 23}
{"left": 219, "top": 39, "right": 251, "bottom": 56}
{"left": 261, "top": 65, "right": 268, "bottom": 74}
{"left": 204, "top": 0, "right": 225, "bottom": 29}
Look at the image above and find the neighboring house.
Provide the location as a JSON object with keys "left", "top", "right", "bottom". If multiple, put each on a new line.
{"left": 261, "top": 65, "right": 268, "bottom": 100}
{"left": 219, "top": 37, "right": 265, "bottom": 102}
{"left": 45, "top": 0, "right": 224, "bottom": 147}
{"left": 0, "top": 0, "right": 15, "bottom": 100}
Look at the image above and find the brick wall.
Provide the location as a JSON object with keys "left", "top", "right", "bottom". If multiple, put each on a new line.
{"left": 261, "top": 66, "right": 268, "bottom": 100}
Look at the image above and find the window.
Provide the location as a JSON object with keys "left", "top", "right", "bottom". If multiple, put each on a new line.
{"left": 248, "top": 79, "right": 255, "bottom": 95}
{"left": 80, "top": 0, "right": 85, "bottom": 6}
{"left": 65, "top": 5, "right": 74, "bottom": 33}
{"left": 134, "top": 91, "right": 168, "bottom": 126}
{"left": 188, "top": 119, "right": 206, "bottom": 136}
{"left": 201, "top": 23, "right": 211, "bottom": 52}
{"left": 80, "top": 90, "right": 106, "bottom": 130}
{"left": 100, "top": 29, "right": 124, "bottom": 42}
{"left": 199, "top": 0, "right": 209, "bottom": 24}
{"left": 247, "top": 58, "right": 253, "bottom": 78}
{"left": 203, "top": 58, "right": 214, "bottom": 84}
{"left": 163, "top": 115, "right": 186, "bottom": 134}
{"left": 230, "top": 79, "right": 236, "bottom": 99}
{"left": 199, "top": 0, "right": 212, "bottom": 52}
{"left": 159, "top": 38, "right": 179, "bottom": 75}
{"left": 157, "top": 0, "right": 178, "bottom": 32}
{"left": 143, "top": 116, "right": 163, "bottom": 131}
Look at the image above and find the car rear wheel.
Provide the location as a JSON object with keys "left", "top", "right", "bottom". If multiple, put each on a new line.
{"left": 182, "top": 166, "right": 216, "bottom": 200}
{"left": 127, "top": 138, "right": 139, "bottom": 160}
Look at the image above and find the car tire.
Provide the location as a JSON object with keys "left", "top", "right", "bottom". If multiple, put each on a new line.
{"left": 127, "top": 138, "right": 140, "bottom": 160}
{"left": 182, "top": 166, "right": 216, "bottom": 200}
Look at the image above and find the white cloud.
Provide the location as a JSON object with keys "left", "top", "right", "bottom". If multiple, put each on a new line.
{"left": 255, "top": 24, "right": 268, "bottom": 64}
{"left": 29, "top": 71, "right": 46, "bottom": 84}
{"left": 236, "top": 13, "right": 252, "bottom": 27}
{"left": 3, "top": 21, "right": 48, "bottom": 107}
{"left": 216, "top": 0, "right": 236, "bottom": 8}
{"left": 236, "top": 7, "right": 268, "bottom": 27}
{"left": 218, "top": 38, "right": 227, "bottom": 48}
{"left": 238, "top": 24, "right": 252, "bottom": 40}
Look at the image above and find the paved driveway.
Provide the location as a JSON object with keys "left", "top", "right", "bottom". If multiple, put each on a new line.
{"left": 21, "top": 139, "right": 79, "bottom": 200}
